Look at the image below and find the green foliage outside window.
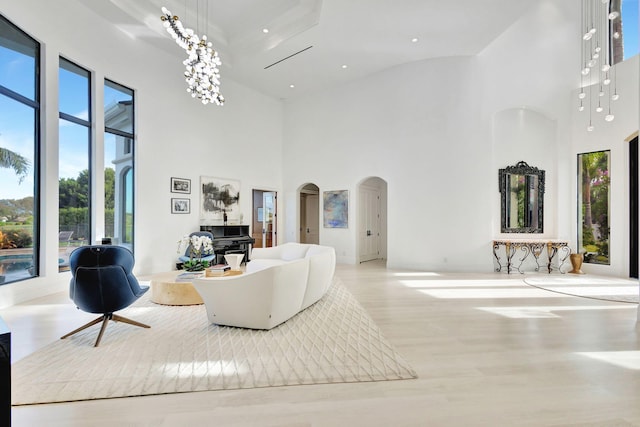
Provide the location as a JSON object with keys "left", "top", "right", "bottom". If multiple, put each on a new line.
{"left": 0, "top": 228, "right": 32, "bottom": 249}
{"left": 578, "top": 151, "right": 610, "bottom": 265}
{"left": 58, "top": 168, "right": 116, "bottom": 242}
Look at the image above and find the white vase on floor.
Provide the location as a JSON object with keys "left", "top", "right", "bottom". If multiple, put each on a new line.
{"left": 569, "top": 253, "right": 584, "bottom": 274}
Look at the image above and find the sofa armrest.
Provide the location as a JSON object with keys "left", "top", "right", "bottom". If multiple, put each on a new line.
{"left": 192, "top": 258, "right": 309, "bottom": 329}
{"left": 301, "top": 246, "right": 336, "bottom": 310}
{"left": 193, "top": 269, "right": 276, "bottom": 329}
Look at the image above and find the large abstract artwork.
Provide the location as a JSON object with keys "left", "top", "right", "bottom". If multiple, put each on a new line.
{"left": 323, "top": 190, "right": 348, "bottom": 228}
{"left": 200, "top": 176, "right": 240, "bottom": 224}
{"left": 577, "top": 150, "right": 610, "bottom": 265}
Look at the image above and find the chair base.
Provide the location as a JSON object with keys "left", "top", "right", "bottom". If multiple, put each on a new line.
{"left": 61, "top": 313, "right": 150, "bottom": 347}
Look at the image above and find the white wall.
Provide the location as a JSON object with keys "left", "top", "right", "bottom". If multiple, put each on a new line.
{"left": 0, "top": 0, "right": 283, "bottom": 307}
{"left": 283, "top": 56, "right": 487, "bottom": 269}
{"left": 283, "top": 0, "right": 584, "bottom": 272}
{"left": 478, "top": 0, "right": 640, "bottom": 278}
{"left": 479, "top": 0, "right": 579, "bottom": 247}
{"left": 283, "top": 0, "right": 637, "bottom": 275}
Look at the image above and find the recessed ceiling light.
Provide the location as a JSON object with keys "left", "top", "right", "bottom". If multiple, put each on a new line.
{"left": 411, "top": 37, "right": 419, "bottom": 43}
{"left": 341, "top": 64, "right": 348, "bottom": 69}
{"left": 289, "top": 84, "right": 295, "bottom": 88}
{"left": 262, "top": 28, "right": 269, "bottom": 34}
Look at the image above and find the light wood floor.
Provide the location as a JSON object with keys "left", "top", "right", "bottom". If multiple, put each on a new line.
{"left": 2, "top": 261, "right": 640, "bottom": 426}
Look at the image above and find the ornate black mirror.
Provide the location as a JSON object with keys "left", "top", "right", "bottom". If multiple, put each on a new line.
{"left": 499, "top": 161, "right": 545, "bottom": 233}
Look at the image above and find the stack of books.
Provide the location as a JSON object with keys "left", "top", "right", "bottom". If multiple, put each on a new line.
{"left": 206, "top": 263, "right": 231, "bottom": 277}
{"left": 175, "top": 272, "right": 204, "bottom": 282}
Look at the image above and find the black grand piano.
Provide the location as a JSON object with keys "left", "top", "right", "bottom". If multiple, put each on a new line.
{"left": 200, "top": 225, "right": 255, "bottom": 265}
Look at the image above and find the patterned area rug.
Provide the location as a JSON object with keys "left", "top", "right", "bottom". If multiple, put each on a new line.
{"left": 12, "top": 278, "right": 416, "bottom": 405}
{"left": 523, "top": 275, "right": 639, "bottom": 304}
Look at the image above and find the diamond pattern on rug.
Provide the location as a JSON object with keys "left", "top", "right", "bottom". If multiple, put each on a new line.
{"left": 12, "top": 278, "right": 416, "bottom": 405}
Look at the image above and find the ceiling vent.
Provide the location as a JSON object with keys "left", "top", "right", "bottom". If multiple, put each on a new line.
{"left": 264, "top": 46, "right": 313, "bottom": 69}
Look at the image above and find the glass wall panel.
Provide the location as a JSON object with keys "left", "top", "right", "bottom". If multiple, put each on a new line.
{"left": 122, "top": 166, "right": 133, "bottom": 244}
{"left": 59, "top": 60, "right": 90, "bottom": 121}
{"left": 621, "top": 0, "right": 639, "bottom": 60}
{"left": 0, "top": 15, "right": 37, "bottom": 100}
{"left": 104, "top": 80, "right": 133, "bottom": 134}
{"left": 611, "top": 0, "right": 639, "bottom": 64}
{"left": 0, "top": 14, "right": 39, "bottom": 285}
{"left": 104, "top": 133, "right": 116, "bottom": 240}
{"left": 104, "top": 79, "right": 134, "bottom": 249}
{"left": 58, "top": 119, "right": 90, "bottom": 269}
{"left": 58, "top": 58, "right": 90, "bottom": 271}
{"left": 578, "top": 150, "right": 611, "bottom": 265}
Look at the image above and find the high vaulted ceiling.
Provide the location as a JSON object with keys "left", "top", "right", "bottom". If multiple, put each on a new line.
{"left": 81, "top": 0, "right": 535, "bottom": 100}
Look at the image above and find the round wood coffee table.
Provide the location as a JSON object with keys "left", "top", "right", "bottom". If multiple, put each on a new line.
{"left": 150, "top": 271, "right": 204, "bottom": 306}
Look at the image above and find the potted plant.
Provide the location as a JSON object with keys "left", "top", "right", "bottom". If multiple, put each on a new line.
{"left": 177, "top": 234, "right": 214, "bottom": 271}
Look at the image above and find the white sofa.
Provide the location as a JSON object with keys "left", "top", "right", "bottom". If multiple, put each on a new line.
{"left": 192, "top": 243, "right": 336, "bottom": 329}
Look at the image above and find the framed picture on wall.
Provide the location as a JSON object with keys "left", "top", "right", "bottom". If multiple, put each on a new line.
{"left": 323, "top": 190, "right": 348, "bottom": 228}
{"left": 171, "top": 177, "right": 191, "bottom": 194}
{"left": 200, "top": 176, "right": 241, "bottom": 223}
{"left": 171, "top": 198, "right": 190, "bottom": 214}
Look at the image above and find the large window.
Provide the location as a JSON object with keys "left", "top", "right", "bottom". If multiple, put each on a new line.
{"left": 612, "top": 0, "right": 639, "bottom": 63}
{"left": 578, "top": 150, "right": 611, "bottom": 265}
{"left": 0, "top": 15, "right": 40, "bottom": 285}
{"left": 104, "top": 80, "right": 134, "bottom": 249}
{"left": 58, "top": 58, "right": 91, "bottom": 271}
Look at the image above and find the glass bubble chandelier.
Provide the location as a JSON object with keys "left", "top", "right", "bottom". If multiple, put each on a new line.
{"left": 578, "top": 0, "right": 620, "bottom": 131}
{"left": 160, "top": 6, "right": 224, "bottom": 106}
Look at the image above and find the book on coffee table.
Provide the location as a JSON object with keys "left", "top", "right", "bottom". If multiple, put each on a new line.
{"left": 175, "top": 272, "right": 205, "bottom": 282}
{"left": 206, "top": 264, "right": 231, "bottom": 276}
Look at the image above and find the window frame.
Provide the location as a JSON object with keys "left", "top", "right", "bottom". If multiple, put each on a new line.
{"left": 58, "top": 57, "right": 92, "bottom": 271}
{"left": 104, "top": 78, "right": 135, "bottom": 251}
{"left": 0, "top": 13, "right": 41, "bottom": 284}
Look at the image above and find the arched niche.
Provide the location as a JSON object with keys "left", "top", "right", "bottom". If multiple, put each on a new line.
{"left": 298, "top": 183, "right": 320, "bottom": 244}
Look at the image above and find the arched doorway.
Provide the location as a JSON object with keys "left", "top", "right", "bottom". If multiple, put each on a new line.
{"left": 357, "top": 177, "right": 388, "bottom": 263}
{"left": 299, "top": 183, "right": 320, "bottom": 244}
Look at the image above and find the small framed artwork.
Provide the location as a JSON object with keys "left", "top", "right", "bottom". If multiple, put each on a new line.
{"left": 171, "top": 198, "right": 190, "bottom": 214}
{"left": 171, "top": 177, "right": 191, "bottom": 194}
{"left": 323, "top": 190, "right": 348, "bottom": 228}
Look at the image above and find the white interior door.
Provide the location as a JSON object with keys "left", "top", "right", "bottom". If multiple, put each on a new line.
{"left": 300, "top": 194, "right": 307, "bottom": 243}
{"left": 305, "top": 194, "right": 319, "bottom": 244}
{"left": 359, "top": 186, "right": 380, "bottom": 262}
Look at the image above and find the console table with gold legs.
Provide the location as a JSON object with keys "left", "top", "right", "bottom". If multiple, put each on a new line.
{"left": 493, "top": 240, "right": 570, "bottom": 274}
